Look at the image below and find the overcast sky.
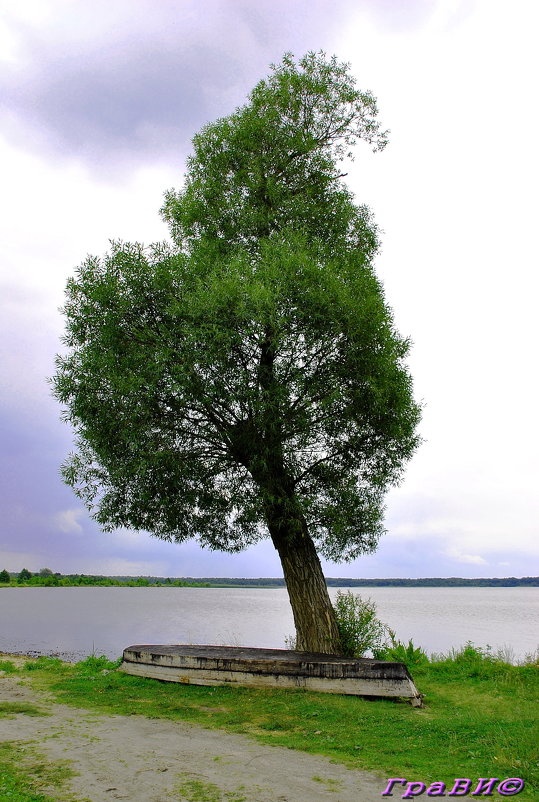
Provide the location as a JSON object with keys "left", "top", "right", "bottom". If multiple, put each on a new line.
{"left": 1, "top": 0, "right": 537, "bottom": 579}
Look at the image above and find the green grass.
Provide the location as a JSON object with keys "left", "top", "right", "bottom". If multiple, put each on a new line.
{"left": 311, "top": 774, "right": 342, "bottom": 791}
{"left": 0, "top": 742, "right": 80, "bottom": 802}
{"left": 174, "top": 777, "right": 248, "bottom": 801}
{"left": 20, "top": 648, "right": 539, "bottom": 799}
{"left": 0, "top": 701, "right": 49, "bottom": 718}
{"left": 24, "top": 656, "right": 71, "bottom": 673}
{"left": 0, "top": 658, "right": 19, "bottom": 673}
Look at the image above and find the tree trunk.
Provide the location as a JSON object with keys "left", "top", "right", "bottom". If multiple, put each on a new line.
{"left": 250, "top": 323, "right": 342, "bottom": 654}
{"left": 261, "top": 482, "right": 341, "bottom": 654}
{"left": 273, "top": 527, "right": 342, "bottom": 654}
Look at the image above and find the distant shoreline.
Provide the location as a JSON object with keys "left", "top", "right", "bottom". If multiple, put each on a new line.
{"left": 177, "top": 577, "right": 539, "bottom": 588}
{"left": 2, "top": 574, "right": 538, "bottom": 588}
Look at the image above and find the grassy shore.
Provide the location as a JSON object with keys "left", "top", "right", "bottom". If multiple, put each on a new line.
{"left": 1, "top": 644, "right": 537, "bottom": 800}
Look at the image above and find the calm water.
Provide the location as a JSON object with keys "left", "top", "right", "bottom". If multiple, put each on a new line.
{"left": 0, "top": 586, "right": 537, "bottom": 662}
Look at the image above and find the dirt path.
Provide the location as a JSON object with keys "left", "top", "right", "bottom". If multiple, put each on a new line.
{"left": 0, "top": 668, "right": 387, "bottom": 802}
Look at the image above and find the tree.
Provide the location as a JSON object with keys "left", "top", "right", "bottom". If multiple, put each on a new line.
{"left": 39, "top": 567, "right": 54, "bottom": 577}
{"left": 0, "top": 569, "right": 10, "bottom": 583}
{"left": 52, "top": 52, "right": 421, "bottom": 653}
{"left": 18, "top": 568, "right": 32, "bottom": 582}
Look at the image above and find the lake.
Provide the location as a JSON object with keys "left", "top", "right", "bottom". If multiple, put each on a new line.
{"left": 0, "top": 586, "right": 537, "bottom": 662}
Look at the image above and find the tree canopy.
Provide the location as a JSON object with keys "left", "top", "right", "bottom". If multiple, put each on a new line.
{"left": 52, "top": 52, "right": 421, "bottom": 652}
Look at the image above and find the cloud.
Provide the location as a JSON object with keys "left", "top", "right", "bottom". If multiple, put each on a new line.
{"left": 0, "top": 1, "right": 341, "bottom": 173}
{"left": 98, "top": 558, "right": 169, "bottom": 577}
{"left": 385, "top": 478, "right": 539, "bottom": 557}
{"left": 444, "top": 547, "right": 487, "bottom": 566}
{"left": 52, "top": 508, "right": 84, "bottom": 535}
{"left": 0, "top": 0, "right": 435, "bottom": 175}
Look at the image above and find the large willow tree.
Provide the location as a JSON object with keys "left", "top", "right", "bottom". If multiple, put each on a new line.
{"left": 53, "top": 52, "right": 421, "bottom": 653}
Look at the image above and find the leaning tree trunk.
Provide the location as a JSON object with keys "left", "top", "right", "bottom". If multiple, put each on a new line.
{"left": 274, "top": 526, "right": 342, "bottom": 654}
{"left": 262, "top": 486, "right": 342, "bottom": 654}
{"left": 249, "top": 323, "right": 342, "bottom": 654}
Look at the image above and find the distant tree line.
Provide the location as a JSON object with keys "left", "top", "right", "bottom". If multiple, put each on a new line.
{"left": 0, "top": 569, "right": 210, "bottom": 587}
{"left": 179, "top": 576, "right": 539, "bottom": 587}
{"left": 1, "top": 570, "right": 537, "bottom": 588}
{"left": 328, "top": 577, "right": 539, "bottom": 587}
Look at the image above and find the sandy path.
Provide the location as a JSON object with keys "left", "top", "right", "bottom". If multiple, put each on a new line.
{"left": 0, "top": 671, "right": 387, "bottom": 802}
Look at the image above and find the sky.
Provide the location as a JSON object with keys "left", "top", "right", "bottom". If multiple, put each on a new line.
{"left": 1, "top": 0, "right": 537, "bottom": 579}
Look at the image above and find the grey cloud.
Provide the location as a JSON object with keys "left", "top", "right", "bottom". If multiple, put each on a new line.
{"left": 0, "top": 0, "right": 433, "bottom": 174}
{"left": 0, "top": 403, "right": 159, "bottom": 572}
{"left": 0, "top": 0, "right": 355, "bottom": 173}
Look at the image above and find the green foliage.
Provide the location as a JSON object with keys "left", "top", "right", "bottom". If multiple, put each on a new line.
{"left": 0, "top": 568, "right": 10, "bottom": 583}
{"left": 6, "top": 571, "right": 209, "bottom": 587}
{"left": 162, "top": 51, "right": 387, "bottom": 257}
{"left": 427, "top": 642, "right": 532, "bottom": 680}
{"left": 74, "top": 654, "right": 121, "bottom": 673}
{"left": 18, "top": 567, "right": 32, "bottom": 582}
{"left": 51, "top": 51, "right": 421, "bottom": 566}
{"left": 24, "top": 656, "right": 69, "bottom": 673}
{"left": 373, "top": 630, "right": 429, "bottom": 668}
{"left": 29, "top": 574, "right": 60, "bottom": 586}
{"left": 333, "top": 590, "right": 387, "bottom": 656}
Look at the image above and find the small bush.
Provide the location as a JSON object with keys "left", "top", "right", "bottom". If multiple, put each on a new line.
{"left": 333, "top": 591, "right": 387, "bottom": 657}
{"left": 373, "top": 629, "right": 428, "bottom": 668}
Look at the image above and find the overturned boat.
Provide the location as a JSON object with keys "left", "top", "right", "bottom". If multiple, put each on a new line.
{"left": 120, "top": 644, "right": 423, "bottom": 706}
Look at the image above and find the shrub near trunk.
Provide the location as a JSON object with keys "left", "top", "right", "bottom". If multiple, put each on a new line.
{"left": 333, "top": 590, "right": 387, "bottom": 657}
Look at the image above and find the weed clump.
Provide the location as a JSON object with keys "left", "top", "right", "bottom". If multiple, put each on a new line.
{"left": 373, "top": 631, "right": 429, "bottom": 668}
{"left": 74, "top": 655, "right": 121, "bottom": 674}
